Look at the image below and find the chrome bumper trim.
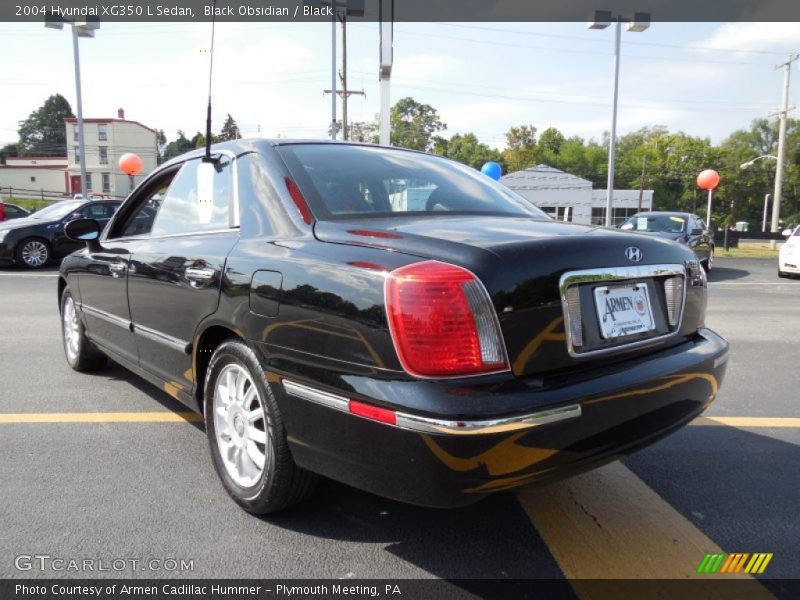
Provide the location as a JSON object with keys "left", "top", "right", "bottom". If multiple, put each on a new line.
{"left": 282, "top": 379, "right": 581, "bottom": 435}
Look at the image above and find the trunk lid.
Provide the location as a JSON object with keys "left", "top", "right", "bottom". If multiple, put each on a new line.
{"left": 315, "top": 216, "right": 700, "bottom": 378}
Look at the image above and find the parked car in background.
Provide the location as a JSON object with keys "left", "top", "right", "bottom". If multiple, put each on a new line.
{"left": 779, "top": 225, "right": 800, "bottom": 278}
{"left": 0, "top": 199, "right": 121, "bottom": 268}
{"left": 0, "top": 202, "right": 31, "bottom": 221}
{"left": 58, "top": 140, "right": 727, "bottom": 514}
{"left": 621, "top": 211, "right": 715, "bottom": 271}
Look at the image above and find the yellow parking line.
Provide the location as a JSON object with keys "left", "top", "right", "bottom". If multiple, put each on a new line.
{"left": 518, "top": 462, "right": 771, "bottom": 597}
{"left": 0, "top": 412, "right": 202, "bottom": 424}
{"left": 692, "top": 416, "right": 800, "bottom": 428}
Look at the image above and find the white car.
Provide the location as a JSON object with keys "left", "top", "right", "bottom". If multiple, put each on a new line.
{"left": 778, "top": 226, "right": 800, "bottom": 278}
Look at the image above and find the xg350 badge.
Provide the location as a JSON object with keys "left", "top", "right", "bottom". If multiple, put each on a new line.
{"left": 625, "top": 246, "right": 643, "bottom": 262}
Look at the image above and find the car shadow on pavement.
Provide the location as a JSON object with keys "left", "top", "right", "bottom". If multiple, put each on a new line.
{"left": 707, "top": 266, "right": 749, "bottom": 282}
{"left": 259, "top": 478, "right": 564, "bottom": 581}
{"left": 625, "top": 423, "right": 800, "bottom": 591}
{"left": 94, "top": 359, "right": 205, "bottom": 431}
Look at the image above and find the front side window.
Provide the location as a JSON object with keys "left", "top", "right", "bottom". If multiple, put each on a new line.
{"left": 150, "top": 157, "right": 233, "bottom": 236}
{"left": 277, "top": 144, "right": 547, "bottom": 220}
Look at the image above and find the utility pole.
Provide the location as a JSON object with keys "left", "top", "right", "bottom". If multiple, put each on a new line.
{"left": 379, "top": 0, "right": 394, "bottom": 146}
{"left": 770, "top": 52, "right": 799, "bottom": 236}
{"left": 637, "top": 154, "right": 646, "bottom": 212}
{"left": 323, "top": 85, "right": 366, "bottom": 140}
{"left": 340, "top": 11, "right": 348, "bottom": 139}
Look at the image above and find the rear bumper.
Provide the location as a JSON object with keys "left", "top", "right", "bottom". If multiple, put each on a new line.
{"left": 276, "top": 328, "right": 728, "bottom": 507}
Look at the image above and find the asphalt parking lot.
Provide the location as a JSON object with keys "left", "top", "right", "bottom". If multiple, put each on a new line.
{"left": 0, "top": 258, "right": 797, "bottom": 592}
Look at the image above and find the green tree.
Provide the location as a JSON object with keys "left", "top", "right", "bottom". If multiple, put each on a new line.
{"left": 433, "top": 132, "right": 502, "bottom": 169}
{"left": 538, "top": 127, "right": 565, "bottom": 155}
{"left": 155, "top": 129, "right": 167, "bottom": 164}
{"left": 0, "top": 143, "right": 19, "bottom": 164}
{"left": 162, "top": 130, "right": 194, "bottom": 161}
{"left": 390, "top": 97, "right": 446, "bottom": 151}
{"left": 502, "top": 125, "right": 539, "bottom": 172}
{"left": 219, "top": 113, "right": 241, "bottom": 141}
{"left": 17, "top": 94, "right": 74, "bottom": 156}
{"left": 348, "top": 120, "right": 379, "bottom": 143}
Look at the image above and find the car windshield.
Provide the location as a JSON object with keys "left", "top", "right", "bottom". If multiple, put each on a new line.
{"left": 277, "top": 144, "right": 548, "bottom": 220}
{"left": 29, "top": 201, "right": 83, "bottom": 220}
{"left": 622, "top": 214, "right": 686, "bottom": 233}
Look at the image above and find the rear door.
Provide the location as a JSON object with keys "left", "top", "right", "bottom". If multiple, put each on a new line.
{"left": 126, "top": 155, "right": 239, "bottom": 394}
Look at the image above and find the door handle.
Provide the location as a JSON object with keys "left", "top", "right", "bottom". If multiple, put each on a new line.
{"left": 108, "top": 262, "right": 127, "bottom": 276}
{"left": 185, "top": 267, "right": 215, "bottom": 282}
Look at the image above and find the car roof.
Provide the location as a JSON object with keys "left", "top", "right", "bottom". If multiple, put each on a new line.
{"left": 159, "top": 138, "right": 430, "bottom": 170}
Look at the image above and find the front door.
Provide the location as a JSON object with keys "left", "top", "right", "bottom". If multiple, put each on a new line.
{"left": 77, "top": 241, "right": 136, "bottom": 365}
{"left": 125, "top": 156, "right": 238, "bottom": 395}
{"left": 70, "top": 175, "right": 81, "bottom": 194}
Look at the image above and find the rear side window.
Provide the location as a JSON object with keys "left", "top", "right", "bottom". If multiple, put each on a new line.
{"left": 277, "top": 144, "right": 546, "bottom": 220}
{"left": 80, "top": 203, "right": 118, "bottom": 220}
{"left": 151, "top": 157, "right": 233, "bottom": 236}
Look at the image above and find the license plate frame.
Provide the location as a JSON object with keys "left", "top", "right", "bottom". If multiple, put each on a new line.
{"left": 593, "top": 282, "right": 655, "bottom": 340}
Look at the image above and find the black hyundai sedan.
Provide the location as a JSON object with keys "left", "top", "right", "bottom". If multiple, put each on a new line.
{"left": 0, "top": 198, "right": 120, "bottom": 268}
{"left": 621, "top": 211, "right": 715, "bottom": 271}
{"left": 58, "top": 140, "right": 728, "bottom": 514}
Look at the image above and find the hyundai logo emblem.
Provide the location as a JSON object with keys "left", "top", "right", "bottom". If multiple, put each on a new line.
{"left": 625, "top": 246, "right": 643, "bottom": 262}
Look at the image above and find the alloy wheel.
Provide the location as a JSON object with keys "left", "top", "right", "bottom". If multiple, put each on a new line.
{"left": 213, "top": 364, "right": 269, "bottom": 488}
{"left": 62, "top": 295, "right": 80, "bottom": 362}
{"left": 21, "top": 240, "right": 48, "bottom": 267}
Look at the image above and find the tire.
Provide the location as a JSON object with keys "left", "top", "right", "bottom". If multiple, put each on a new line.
{"left": 702, "top": 248, "right": 714, "bottom": 272}
{"left": 204, "top": 340, "right": 317, "bottom": 514}
{"left": 16, "top": 237, "right": 51, "bottom": 269}
{"left": 60, "top": 288, "right": 108, "bottom": 372}
{"left": 778, "top": 269, "right": 788, "bottom": 279}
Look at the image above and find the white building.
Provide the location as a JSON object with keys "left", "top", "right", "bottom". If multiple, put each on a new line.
{"left": 65, "top": 108, "right": 157, "bottom": 197}
{"left": 0, "top": 156, "right": 69, "bottom": 196}
{"left": 501, "top": 164, "right": 653, "bottom": 226}
{"left": 0, "top": 108, "right": 157, "bottom": 199}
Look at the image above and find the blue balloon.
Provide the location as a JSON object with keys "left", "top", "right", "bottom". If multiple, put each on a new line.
{"left": 481, "top": 161, "right": 502, "bottom": 180}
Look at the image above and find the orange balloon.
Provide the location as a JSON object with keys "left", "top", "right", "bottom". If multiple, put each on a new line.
{"left": 119, "top": 153, "right": 143, "bottom": 176}
{"left": 697, "top": 169, "right": 720, "bottom": 190}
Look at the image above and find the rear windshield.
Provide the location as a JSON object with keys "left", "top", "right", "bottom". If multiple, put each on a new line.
{"left": 276, "top": 144, "right": 547, "bottom": 220}
{"left": 622, "top": 214, "right": 686, "bottom": 233}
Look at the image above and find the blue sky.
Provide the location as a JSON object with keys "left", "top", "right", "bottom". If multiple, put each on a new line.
{"left": 0, "top": 21, "right": 798, "bottom": 150}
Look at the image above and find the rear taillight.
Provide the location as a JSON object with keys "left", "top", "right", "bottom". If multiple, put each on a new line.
{"left": 384, "top": 260, "right": 508, "bottom": 377}
{"left": 663, "top": 275, "right": 685, "bottom": 326}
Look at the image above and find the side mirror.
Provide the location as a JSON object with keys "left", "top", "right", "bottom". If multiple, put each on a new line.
{"left": 690, "top": 228, "right": 703, "bottom": 236}
{"left": 620, "top": 223, "right": 634, "bottom": 230}
{"left": 65, "top": 218, "right": 101, "bottom": 244}
{"left": 783, "top": 229, "right": 793, "bottom": 237}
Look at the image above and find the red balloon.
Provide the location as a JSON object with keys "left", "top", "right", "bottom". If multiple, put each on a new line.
{"left": 119, "top": 153, "right": 143, "bottom": 176}
{"left": 697, "top": 169, "right": 720, "bottom": 190}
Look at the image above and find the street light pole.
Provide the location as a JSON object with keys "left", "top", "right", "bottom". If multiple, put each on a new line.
{"left": 330, "top": 0, "right": 337, "bottom": 140}
{"left": 763, "top": 193, "right": 771, "bottom": 232}
{"left": 605, "top": 18, "right": 622, "bottom": 227}
{"left": 45, "top": 18, "right": 97, "bottom": 197}
{"left": 589, "top": 11, "right": 650, "bottom": 227}
{"left": 771, "top": 53, "right": 798, "bottom": 233}
{"left": 71, "top": 25, "right": 88, "bottom": 196}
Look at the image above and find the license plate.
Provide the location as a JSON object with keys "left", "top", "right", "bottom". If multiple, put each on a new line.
{"left": 594, "top": 283, "right": 655, "bottom": 339}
